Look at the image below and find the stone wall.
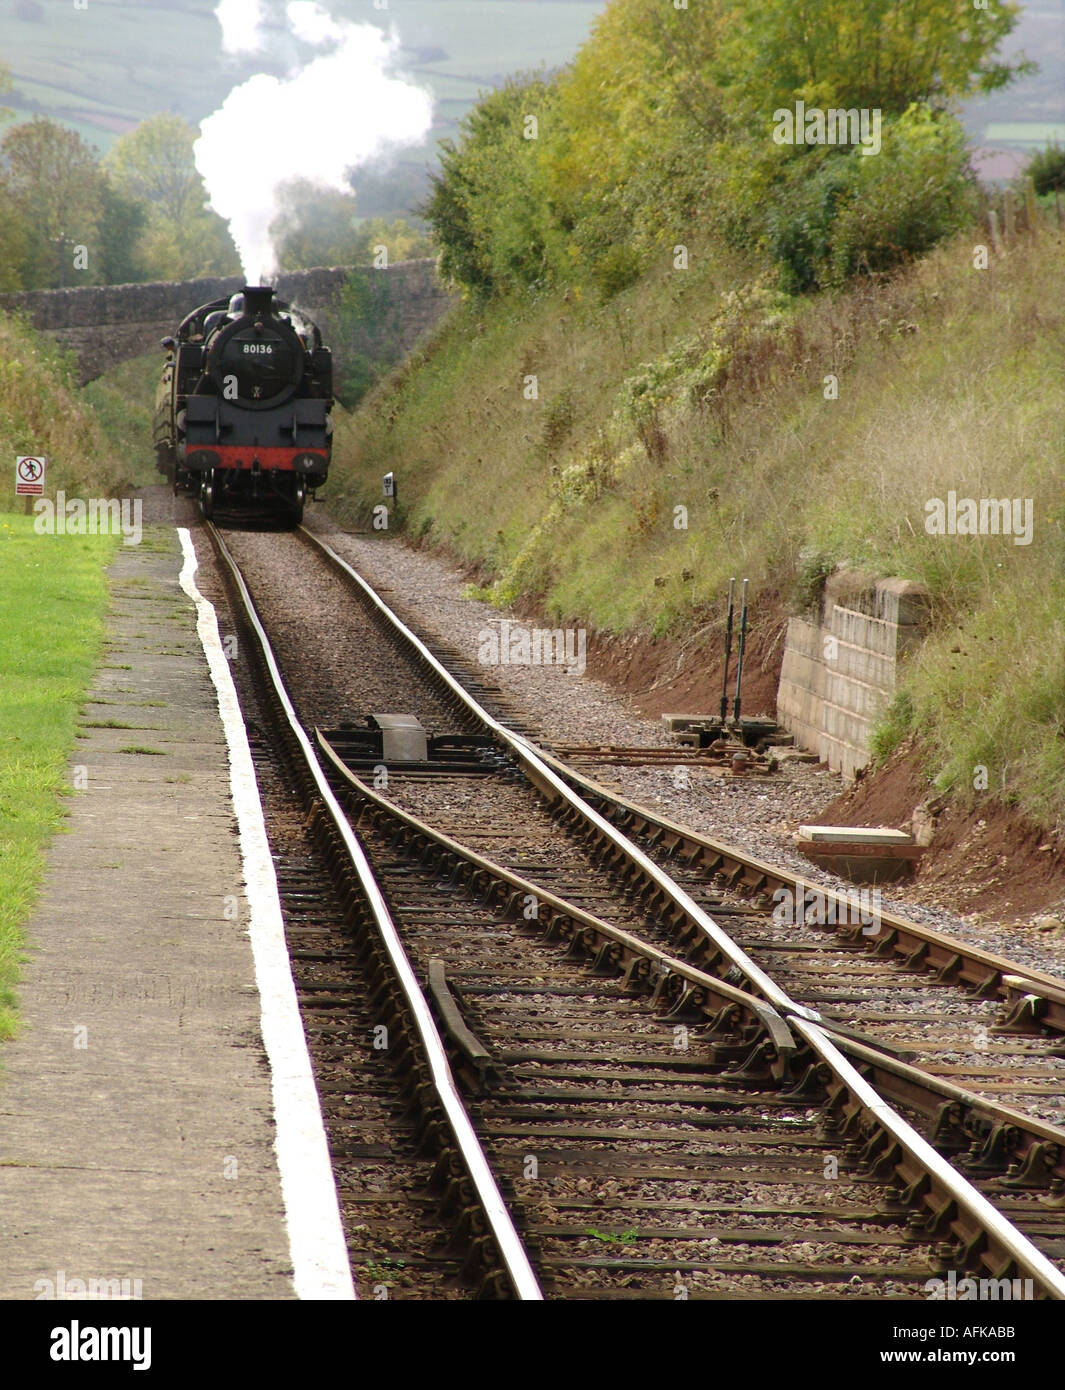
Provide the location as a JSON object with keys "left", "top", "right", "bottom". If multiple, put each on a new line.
{"left": 0, "top": 259, "right": 456, "bottom": 382}
{"left": 776, "top": 572, "right": 929, "bottom": 780}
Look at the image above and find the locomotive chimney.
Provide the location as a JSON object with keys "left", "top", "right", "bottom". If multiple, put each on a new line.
{"left": 241, "top": 285, "right": 275, "bottom": 318}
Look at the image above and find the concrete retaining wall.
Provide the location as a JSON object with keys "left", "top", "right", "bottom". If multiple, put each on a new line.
{"left": 777, "top": 573, "right": 929, "bottom": 780}
{"left": 0, "top": 259, "right": 455, "bottom": 382}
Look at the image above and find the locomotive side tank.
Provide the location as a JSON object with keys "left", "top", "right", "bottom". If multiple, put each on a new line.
{"left": 154, "top": 284, "right": 333, "bottom": 524}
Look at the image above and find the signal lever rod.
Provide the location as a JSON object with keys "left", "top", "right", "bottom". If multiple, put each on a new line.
{"left": 719, "top": 577, "right": 735, "bottom": 724}
{"left": 732, "top": 578, "right": 749, "bottom": 724}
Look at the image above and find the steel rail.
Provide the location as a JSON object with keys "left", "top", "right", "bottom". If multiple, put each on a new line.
{"left": 304, "top": 525, "right": 1065, "bottom": 1040}
{"left": 316, "top": 744, "right": 1065, "bottom": 1294}
{"left": 321, "top": 731, "right": 1065, "bottom": 1187}
{"left": 793, "top": 1019, "right": 1065, "bottom": 1298}
{"left": 515, "top": 741, "right": 1065, "bottom": 1029}
{"left": 317, "top": 731, "right": 798, "bottom": 1073}
{"left": 299, "top": 527, "right": 821, "bottom": 1026}
{"left": 823, "top": 1031, "right": 1065, "bottom": 1188}
{"left": 208, "top": 524, "right": 543, "bottom": 1301}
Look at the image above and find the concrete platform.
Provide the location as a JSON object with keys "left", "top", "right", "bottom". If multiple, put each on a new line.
{"left": 0, "top": 527, "right": 327, "bottom": 1300}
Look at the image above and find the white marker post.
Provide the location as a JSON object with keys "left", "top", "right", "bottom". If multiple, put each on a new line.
{"left": 16, "top": 455, "right": 46, "bottom": 517}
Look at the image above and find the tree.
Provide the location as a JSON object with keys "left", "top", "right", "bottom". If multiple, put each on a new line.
{"left": 718, "top": 0, "right": 1032, "bottom": 117}
{"left": 427, "top": 0, "right": 1032, "bottom": 301}
{"left": 105, "top": 114, "right": 204, "bottom": 227}
{"left": 271, "top": 184, "right": 361, "bottom": 269}
{"left": 270, "top": 181, "right": 432, "bottom": 272}
{"left": 0, "top": 110, "right": 238, "bottom": 289}
{"left": 96, "top": 178, "right": 148, "bottom": 285}
{"left": 425, "top": 75, "right": 556, "bottom": 298}
{"left": 105, "top": 114, "right": 239, "bottom": 279}
{"left": 0, "top": 199, "right": 30, "bottom": 291}
{"left": 1024, "top": 142, "right": 1065, "bottom": 196}
{"left": 544, "top": 0, "right": 729, "bottom": 289}
{"left": 0, "top": 70, "right": 25, "bottom": 289}
{"left": 0, "top": 118, "right": 104, "bottom": 287}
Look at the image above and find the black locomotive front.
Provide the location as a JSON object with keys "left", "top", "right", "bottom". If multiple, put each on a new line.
{"left": 154, "top": 284, "right": 333, "bottom": 523}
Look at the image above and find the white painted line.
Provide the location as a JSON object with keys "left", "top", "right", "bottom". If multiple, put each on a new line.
{"left": 177, "top": 528, "right": 355, "bottom": 1301}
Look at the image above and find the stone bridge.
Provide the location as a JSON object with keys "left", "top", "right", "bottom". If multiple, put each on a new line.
{"left": 0, "top": 259, "right": 455, "bottom": 383}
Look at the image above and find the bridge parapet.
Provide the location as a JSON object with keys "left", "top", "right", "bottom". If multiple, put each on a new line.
{"left": 0, "top": 259, "right": 454, "bottom": 382}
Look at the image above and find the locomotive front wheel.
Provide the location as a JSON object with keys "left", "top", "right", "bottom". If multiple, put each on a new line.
{"left": 200, "top": 472, "right": 215, "bottom": 521}
{"left": 291, "top": 481, "right": 306, "bottom": 527}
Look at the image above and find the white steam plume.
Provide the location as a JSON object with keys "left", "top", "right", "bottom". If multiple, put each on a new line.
{"left": 287, "top": 0, "right": 341, "bottom": 45}
{"left": 215, "top": 0, "right": 265, "bottom": 55}
{"left": 197, "top": 2, "right": 433, "bottom": 284}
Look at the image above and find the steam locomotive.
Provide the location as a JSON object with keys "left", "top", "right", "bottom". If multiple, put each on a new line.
{"left": 153, "top": 285, "right": 333, "bottom": 523}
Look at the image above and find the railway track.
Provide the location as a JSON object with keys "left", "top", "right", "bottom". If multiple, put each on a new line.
{"left": 206, "top": 526, "right": 540, "bottom": 1300}
{"left": 202, "top": 520, "right": 1065, "bottom": 1300}
{"left": 287, "top": 525, "right": 1065, "bottom": 1118}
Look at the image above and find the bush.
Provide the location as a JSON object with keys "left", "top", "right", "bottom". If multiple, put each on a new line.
{"left": 765, "top": 152, "right": 856, "bottom": 293}
{"left": 589, "top": 244, "right": 644, "bottom": 302}
{"left": 541, "top": 388, "right": 577, "bottom": 452}
{"left": 424, "top": 0, "right": 1023, "bottom": 304}
{"left": 763, "top": 107, "right": 976, "bottom": 292}
{"left": 870, "top": 690, "right": 915, "bottom": 763}
{"left": 825, "top": 107, "right": 976, "bottom": 285}
{"left": 1025, "top": 142, "right": 1065, "bottom": 196}
{"left": 793, "top": 549, "right": 836, "bottom": 615}
{"left": 329, "top": 270, "right": 404, "bottom": 408}
{"left": 424, "top": 75, "right": 555, "bottom": 299}
{"left": 335, "top": 353, "right": 376, "bottom": 409}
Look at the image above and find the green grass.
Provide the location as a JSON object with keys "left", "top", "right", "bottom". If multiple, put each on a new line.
{"left": 0, "top": 310, "right": 148, "bottom": 1041}
{"left": 586, "top": 1227, "right": 639, "bottom": 1244}
{"left": 0, "top": 515, "right": 118, "bottom": 1039}
{"left": 0, "top": 313, "right": 135, "bottom": 506}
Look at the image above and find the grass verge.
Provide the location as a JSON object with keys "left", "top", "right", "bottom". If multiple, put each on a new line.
{"left": 0, "top": 509, "right": 119, "bottom": 1040}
